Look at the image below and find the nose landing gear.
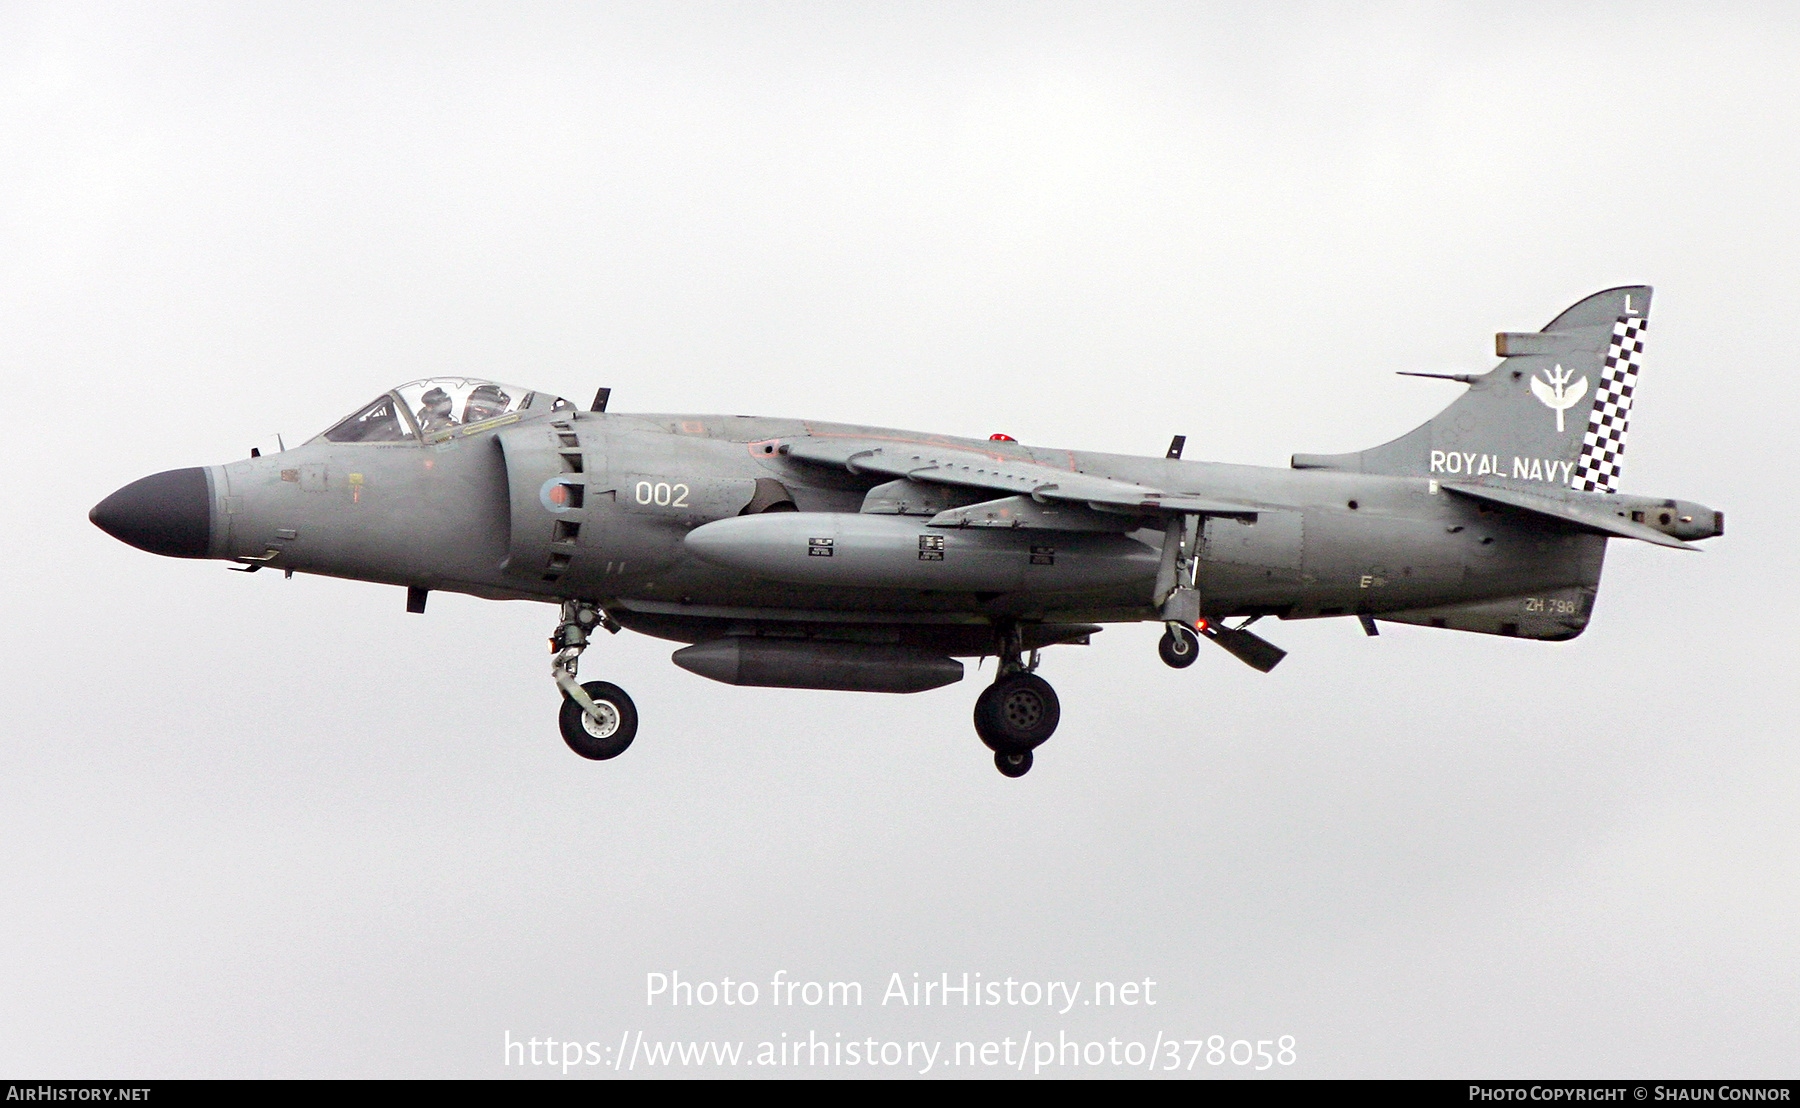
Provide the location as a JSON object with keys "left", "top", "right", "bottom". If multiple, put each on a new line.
{"left": 975, "top": 626, "right": 1061, "bottom": 777}
{"left": 558, "top": 680, "right": 638, "bottom": 760}
{"left": 551, "top": 600, "right": 637, "bottom": 760}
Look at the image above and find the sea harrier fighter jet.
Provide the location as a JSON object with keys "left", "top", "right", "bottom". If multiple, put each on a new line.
{"left": 92, "top": 286, "right": 1721, "bottom": 776}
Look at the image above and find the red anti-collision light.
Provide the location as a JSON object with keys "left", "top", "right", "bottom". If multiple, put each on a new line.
{"left": 989, "top": 433, "right": 1015, "bottom": 442}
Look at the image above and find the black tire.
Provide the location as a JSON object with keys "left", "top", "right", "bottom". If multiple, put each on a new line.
{"left": 558, "top": 680, "right": 638, "bottom": 760}
{"left": 972, "top": 673, "right": 1060, "bottom": 754}
{"left": 973, "top": 683, "right": 1001, "bottom": 749}
{"left": 995, "top": 750, "right": 1033, "bottom": 778}
{"left": 1159, "top": 624, "right": 1200, "bottom": 669}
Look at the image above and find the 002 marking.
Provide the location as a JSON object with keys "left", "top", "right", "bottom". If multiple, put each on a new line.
{"left": 633, "top": 481, "right": 689, "bottom": 508}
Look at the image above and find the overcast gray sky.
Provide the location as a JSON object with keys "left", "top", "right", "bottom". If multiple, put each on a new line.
{"left": 3, "top": 0, "right": 1797, "bottom": 1078}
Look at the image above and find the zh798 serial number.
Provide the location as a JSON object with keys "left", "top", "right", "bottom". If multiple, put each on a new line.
{"left": 1523, "top": 597, "right": 1577, "bottom": 614}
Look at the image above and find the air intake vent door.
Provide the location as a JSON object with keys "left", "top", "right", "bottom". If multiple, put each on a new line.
{"left": 497, "top": 421, "right": 604, "bottom": 588}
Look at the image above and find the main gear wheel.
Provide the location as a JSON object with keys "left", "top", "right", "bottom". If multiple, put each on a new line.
{"left": 973, "top": 673, "right": 1061, "bottom": 755}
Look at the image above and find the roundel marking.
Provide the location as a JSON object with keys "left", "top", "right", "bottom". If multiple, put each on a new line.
{"left": 539, "top": 477, "right": 573, "bottom": 513}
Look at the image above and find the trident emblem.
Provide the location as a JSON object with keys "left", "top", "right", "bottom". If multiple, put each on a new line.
{"left": 1530, "top": 364, "right": 1589, "bottom": 433}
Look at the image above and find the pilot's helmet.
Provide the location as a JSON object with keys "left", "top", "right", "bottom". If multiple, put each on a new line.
{"left": 420, "top": 387, "right": 452, "bottom": 414}
{"left": 464, "top": 384, "right": 511, "bottom": 422}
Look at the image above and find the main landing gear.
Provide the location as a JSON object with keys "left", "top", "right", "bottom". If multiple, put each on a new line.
{"left": 975, "top": 625, "right": 1061, "bottom": 778}
{"left": 551, "top": 600, "right": 637, "bottom": 760}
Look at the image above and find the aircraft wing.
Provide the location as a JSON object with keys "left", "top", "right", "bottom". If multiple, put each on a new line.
{"left": 780, "top": 436, "right": 1256, "bottom": 518}
{"left": 1441, "top": 482, "right": 1698, "bottom": 550}
{"left": 923, "top": 495, "right": 1138, "bottom": 531}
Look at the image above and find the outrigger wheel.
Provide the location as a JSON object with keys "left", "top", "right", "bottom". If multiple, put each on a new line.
{"left": 1159, "top": 623, "right": 1200, "bottom": 668}
{"left": 558, "top": 680, "right": 638, "bottom": 760}
{"left": 974, "top": 672, "right": 1061, "bottom": 768}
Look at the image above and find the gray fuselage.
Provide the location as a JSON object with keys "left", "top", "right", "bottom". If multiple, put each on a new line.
{"left": 197, "top": 404, "right": 1609, "bottom": 653}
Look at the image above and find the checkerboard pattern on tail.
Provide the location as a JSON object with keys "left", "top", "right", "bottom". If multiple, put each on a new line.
{"left": 1570, "top": 316, "right": 1647, "bottom": 493}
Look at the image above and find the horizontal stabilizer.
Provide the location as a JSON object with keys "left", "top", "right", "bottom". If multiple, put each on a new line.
{"left": 1204, "top": 624, "right": 1286, "bottom": 672}
{"left": 1441, "top": 482, "right": 1697, "bottom": 549}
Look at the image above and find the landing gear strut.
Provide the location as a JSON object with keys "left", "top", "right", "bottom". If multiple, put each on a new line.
{"left": 550, "top": 600, "right": 636, "bottom": 760}
{"left": 974, "top": 624, "right": 1061, "bottom": 777}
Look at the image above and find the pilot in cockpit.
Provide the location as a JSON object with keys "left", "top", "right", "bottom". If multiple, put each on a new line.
{"left": 416, "top": 387, "right": 456, "bottom": 433}
{"left": 463, "top": 384, "right": 511, "bottom": 424}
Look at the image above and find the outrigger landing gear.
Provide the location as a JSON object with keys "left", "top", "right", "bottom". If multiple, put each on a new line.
{"left": 974, "top": 623, "right": 1060, "bottom": 777}
{"left": 550, "top": 600, "right": 637, "bottom": 760}
{"left": 1154, "top": 512, "right": 1206, "bottom": 671}
{"left": 1158, "top": 622, "right": 1200, "bottom": 668}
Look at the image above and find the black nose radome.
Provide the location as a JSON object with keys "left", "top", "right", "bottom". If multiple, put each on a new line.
{"left": 90, "top": 467, "right": 213, "bottom": 558}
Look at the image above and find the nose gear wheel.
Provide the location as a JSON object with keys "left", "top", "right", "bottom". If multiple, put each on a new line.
{"left": 558, "top": 680, "right": 638, "bottom": 759}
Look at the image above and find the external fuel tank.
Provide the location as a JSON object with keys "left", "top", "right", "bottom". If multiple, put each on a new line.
{"left": 682, "top": 512, "right": 1158, "bottom": 593}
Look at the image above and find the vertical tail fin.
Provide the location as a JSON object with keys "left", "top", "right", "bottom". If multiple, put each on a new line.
{"left": 1292, "top": 286, "right": 1651, "bottom": 493}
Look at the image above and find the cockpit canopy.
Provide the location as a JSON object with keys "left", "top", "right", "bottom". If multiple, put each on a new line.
{"left": 322, "top": 378, "right": 572, "bottom": 443}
